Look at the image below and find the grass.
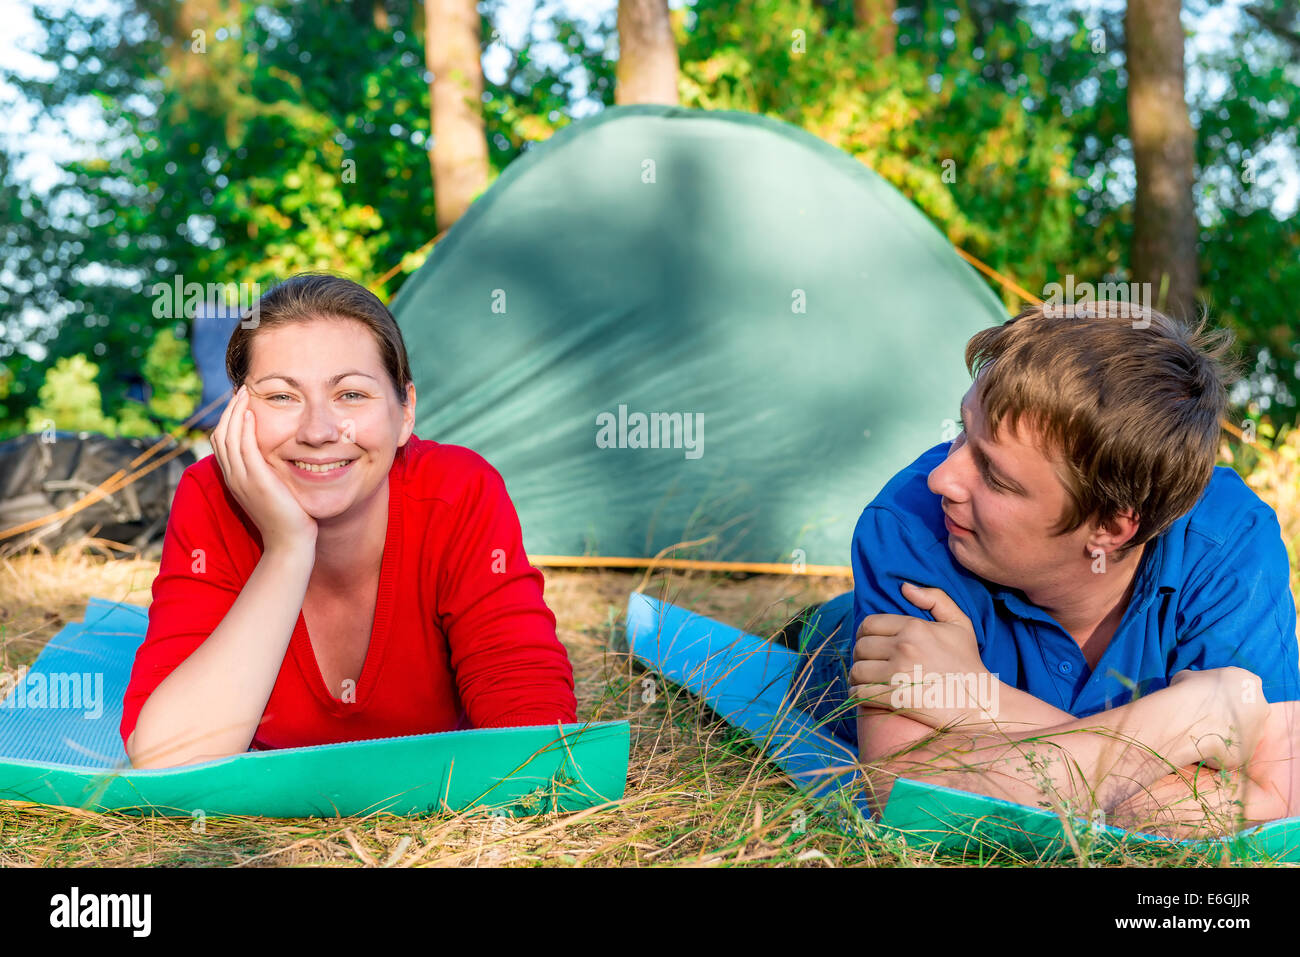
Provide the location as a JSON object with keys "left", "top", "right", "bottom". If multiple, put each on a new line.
{"left": 2, "top": 536, "right": 1297, "bottom": 868}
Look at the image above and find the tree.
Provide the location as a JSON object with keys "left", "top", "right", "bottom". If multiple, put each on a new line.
{"left": 3, "top": 0, "right": 1297, "bottom": 435}
{"left": 1125, "top": 0, "right": 1198, "bottom": 319}
{"left": 0, "top": 0, "right": 617, "bottom": 437}
{"left": 854, "top": 0, "right": 896, "bottom": 58}
{"left": 677, "top": 0, "right": 1084, "bottom": 314}
{"left": 615, "top": 0, "right": 680, "bottom": 104}
{"left": 24, "top": 356, "right": 117, "bottom": 436}
{"left": 142, "top": 327, "right": 203, "bottom": 430}
{"left": 427, "top": 0, "right": 490, "bottom": 230}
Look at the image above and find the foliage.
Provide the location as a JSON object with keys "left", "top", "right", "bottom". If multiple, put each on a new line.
{"left": 142, "top": 326, "right": 204, "bottom": 429}
{"left": 1192, "top": 4, "right": 1300, "bottom": 417}
{"left": 23, "top": 354, "right": 117, "bottom": 435}
{"left": 0, "top": 0, "right": 613, "bottom": 439}
{"left": 678, "top": 0, "right": 1089, "bottom": 312}
{"left": 1222, "top": 419, "right": 1300, "bottom": 603}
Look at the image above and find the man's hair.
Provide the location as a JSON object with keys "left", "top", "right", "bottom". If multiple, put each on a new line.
{"left": 226, "top": 273, "right": 413, "bottom": 406}
{"left": 964, "top": 302, "right": 1245, "bottom": 560}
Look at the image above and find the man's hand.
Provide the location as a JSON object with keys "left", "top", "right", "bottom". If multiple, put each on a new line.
{"left": 849, "top": 582, "right": 995, "bottom": 728}
{"left": 1166, "top": 667, "right": 1270, "bottom": 772}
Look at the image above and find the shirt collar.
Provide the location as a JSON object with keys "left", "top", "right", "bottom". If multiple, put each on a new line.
{"left": 1132, "top": 524, "right": 1182, "bottom": 614}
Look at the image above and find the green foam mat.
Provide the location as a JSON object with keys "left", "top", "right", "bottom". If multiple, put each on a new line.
{"left": 0, "top": 598, "right": 629, "bottom": 818}
{"left": 880, "top": 776, "right": 1300, "bottom": 863}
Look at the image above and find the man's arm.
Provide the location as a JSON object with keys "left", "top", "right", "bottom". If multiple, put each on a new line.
{"left": 1106, "top": 699, "right": 1300, "bottom": 838}
{"left": 849, "top": 583, "right": 1077, "bottom": 734}
{"left": 1121, "top": 503, "right": 1300, "bottom": 837}
{"left": 858, "top": 667, "right": 1272, "bottom": 836}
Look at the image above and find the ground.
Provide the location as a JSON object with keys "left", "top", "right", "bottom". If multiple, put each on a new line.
{"left": 0, "top": 542, "right": 1280, "bottom": 866}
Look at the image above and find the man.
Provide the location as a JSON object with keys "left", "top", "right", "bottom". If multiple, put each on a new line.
{"left": 793, "top": 302, "right": 1300, "bottom": 839}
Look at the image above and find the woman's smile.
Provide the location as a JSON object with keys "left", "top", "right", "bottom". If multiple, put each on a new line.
{"left": 286, "top": 456, "right": 359, "bottom": 481}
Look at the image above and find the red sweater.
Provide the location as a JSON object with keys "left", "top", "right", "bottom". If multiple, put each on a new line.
{"left": 120, "top": 435, "right": 577, "bottom": 751}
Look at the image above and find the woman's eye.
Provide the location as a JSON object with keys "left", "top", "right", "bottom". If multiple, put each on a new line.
{"left": 265, "top": 392, "right": 366, "bottom": 402}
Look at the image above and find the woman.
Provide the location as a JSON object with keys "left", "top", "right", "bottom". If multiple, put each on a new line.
{"left": 122, "top": 274, "right": 577, "bottom": 768}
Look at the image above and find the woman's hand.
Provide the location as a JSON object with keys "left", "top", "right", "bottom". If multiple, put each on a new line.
{"left": 210, "top": 383, "right": 319, "bottom": 554}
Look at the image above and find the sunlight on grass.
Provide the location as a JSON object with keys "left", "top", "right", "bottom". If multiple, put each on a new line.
{"left": 4, "top": 517, "right": 1297, "bottom": 865}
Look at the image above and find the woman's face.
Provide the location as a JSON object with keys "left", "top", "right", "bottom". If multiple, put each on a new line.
{"left": 242, "top": 316, "right": 415, "bottom": 521}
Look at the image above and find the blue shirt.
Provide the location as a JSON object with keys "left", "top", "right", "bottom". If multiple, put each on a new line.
{"left": 850, "top": 442, "right": 1300, "bottom": 716}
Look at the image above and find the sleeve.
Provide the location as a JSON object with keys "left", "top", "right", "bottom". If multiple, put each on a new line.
{"left": 120, "top": 469, "right": 246, "bottom": 747}
{"left": 1168, "top": 507, "right": 1300, "bottom": 703}
{"left": 850, "top": 505, "right": 983, "bottom": 650}
{"left": 435, "top": 461, "right": 577, "bottom": 729}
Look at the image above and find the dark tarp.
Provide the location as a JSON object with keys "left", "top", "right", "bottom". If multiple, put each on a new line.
{"left": 0, "top": 432, "right": 196, "bottom": 559}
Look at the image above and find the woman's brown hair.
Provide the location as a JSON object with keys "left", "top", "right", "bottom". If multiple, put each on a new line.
{"left": 226, "top": 273, "right": 413, "bottom": 406}
{"left": 964, "top": 302, "right": 1245, "bottom": 559}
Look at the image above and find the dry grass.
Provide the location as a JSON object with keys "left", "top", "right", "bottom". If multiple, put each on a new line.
{"left": 1223, "top": 428, "right": 1300, "bottom": 614}
{"left": 2, "top": 530, "right": 1292, "bottom": 867}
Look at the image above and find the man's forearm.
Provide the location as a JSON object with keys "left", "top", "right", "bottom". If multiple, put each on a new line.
{"left": 867, "top": 673, "right": 1075, "bottom": 737}
{"left": 1108, "top": 701, "right": 1300, "bottom": 839}
{"left": 953, "top": 678, "right": 1074, "bottom": 733}
{"left": 865, "top": 682, "right": 1224, "bottom": 815}
{"left": 1105, "top": 764, "right": 1260, "bottom": 840}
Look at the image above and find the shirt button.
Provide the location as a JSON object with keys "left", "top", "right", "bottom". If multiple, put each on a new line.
{"left": 1058, "top": 660, "right": 1074, "bottom": 675}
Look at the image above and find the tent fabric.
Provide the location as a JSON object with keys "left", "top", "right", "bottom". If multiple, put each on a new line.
{"left": 390, "top": 104, "right": 1007, "bottom": 567}
{"left": 623, "top": 592, "right": 1300, "bottom": 862}
{"left": 0, "top": 598, "right": 629, "bottom": 817}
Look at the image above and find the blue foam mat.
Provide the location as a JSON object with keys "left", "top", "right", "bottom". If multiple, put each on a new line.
{"left": 0, "top": 598, "right": 146, "bottom": 767}
{"left": 0, "top": 598, "right": 630, "bottom": 818}
{"left": 624, "top": 592, "right": 870, "bottom": 818}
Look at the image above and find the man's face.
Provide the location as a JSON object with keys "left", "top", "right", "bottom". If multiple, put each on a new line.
{"left": 244, "top": 316, "right": 415, "bottom": 521}
{"left": 926, "top": 381, "right": 1094, "bottom": 591}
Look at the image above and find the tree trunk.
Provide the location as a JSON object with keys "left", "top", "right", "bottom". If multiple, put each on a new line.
{"left": 160, "top": 0, "right": 225, "bottom": 89}
{"left": 1125, "top": 0, "right": 1198, "bottom": 319}
{"left": 426, "top": 0, "right": 489, "bottom": 231}
{"left": 352, "top": 0, "right": 389, "bottom": 29}
{"left": 155, "top": 0, "right": 233, "bottom": 139}
{"left": 615, "top": 0, "right": 679, "bottom": 105}
{"left": 854, "top": 0, "right": 896, "bottom": 58}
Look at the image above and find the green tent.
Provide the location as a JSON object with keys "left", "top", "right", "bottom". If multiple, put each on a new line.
{"left": 390, "top": 105, "right": 1008, "bottom": 568}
